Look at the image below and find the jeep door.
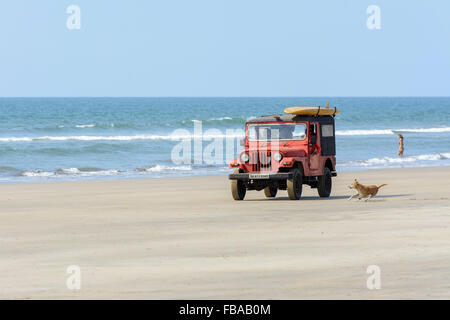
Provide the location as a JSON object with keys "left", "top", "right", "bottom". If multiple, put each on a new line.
{"left": 308, "top": 122, "right": 321, "bottom": 173}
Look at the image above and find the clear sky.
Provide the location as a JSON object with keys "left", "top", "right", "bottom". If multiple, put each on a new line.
{"left": 1, "top": 0, "right": 450, "bottom": 97}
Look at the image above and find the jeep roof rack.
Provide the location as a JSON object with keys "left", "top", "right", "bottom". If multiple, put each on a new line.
{"left": 247, "top": 114, "right": 334, "bottom": 124}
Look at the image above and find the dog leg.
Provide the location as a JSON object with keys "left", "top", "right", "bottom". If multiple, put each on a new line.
{"left": 348, "top": 193, "right": 359, "bottom": 201}
{"left": 364, "top": 195, "right": 373, "bottom": 202}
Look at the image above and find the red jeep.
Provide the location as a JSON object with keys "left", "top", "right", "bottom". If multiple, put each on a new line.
{"left": 228, "top": 114, "right": 337, "bottom": 200}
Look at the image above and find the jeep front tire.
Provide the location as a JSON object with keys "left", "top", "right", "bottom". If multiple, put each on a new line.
{"left": 231, "top": 169, "right": 246, "bottom": 200}
{"left": 287, "top": 168, "right": 302, "bottom": 200}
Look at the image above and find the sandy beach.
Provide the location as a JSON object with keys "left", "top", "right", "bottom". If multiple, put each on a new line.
{"left": 1, "top": 167, "right": 449, "bottom": 299}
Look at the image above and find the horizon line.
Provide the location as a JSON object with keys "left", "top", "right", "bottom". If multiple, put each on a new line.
{"left": 1, "top": 96, "right": 450, "bottom": 99}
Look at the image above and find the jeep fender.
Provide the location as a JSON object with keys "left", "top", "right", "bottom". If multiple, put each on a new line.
{"left": 315, "top": 157, "right": 336, "bottom": 176}
{"left": 292, "top": 158, "right": 308, "bottom": 176}
{"left": 324, "top": 157, "right": 335, "bottom": 172}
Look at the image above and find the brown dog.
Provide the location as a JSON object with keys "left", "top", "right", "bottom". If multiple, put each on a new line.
{"left": 348, "top": 179, "right": 387, "bottom": 201}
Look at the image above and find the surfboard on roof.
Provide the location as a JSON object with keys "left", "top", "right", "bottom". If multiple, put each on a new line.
{"left": 284, "top": 102, "right": 340, "bottom": 116}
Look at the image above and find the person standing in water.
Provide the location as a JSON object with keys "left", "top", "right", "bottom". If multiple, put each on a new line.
{"left": 397, "top": 134, "right": 404, "bottom": 157}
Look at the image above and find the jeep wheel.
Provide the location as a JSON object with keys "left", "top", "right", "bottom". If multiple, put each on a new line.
{"left": 317, "top": 167, "right": 332, "bottom": 198}
{"left": 287, "top": 169, "right": 302, "bottom": 200}
{"left": 231, "top": 169, "right": 246, "bottom": 200}
{"left": 264, "top": 186, "right": 277, "bottom": 198}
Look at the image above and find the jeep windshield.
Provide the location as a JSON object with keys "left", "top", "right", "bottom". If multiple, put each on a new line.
{"left": 247, "top": 123, "right": 307, "bottom": 141}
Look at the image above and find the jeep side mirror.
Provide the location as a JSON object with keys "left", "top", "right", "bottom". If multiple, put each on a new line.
{"left": 239, "top": 138, "right": 245, "bottom": 147}
{"left": 310, "top": 136, "right": 317, "bottom": 145}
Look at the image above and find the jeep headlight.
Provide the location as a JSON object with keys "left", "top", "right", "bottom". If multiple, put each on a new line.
{"left": 240, "top": 152, "right": 250, "bottom": 163}
{"left": 273, "top": 152, "right": 283, "bottom": 162}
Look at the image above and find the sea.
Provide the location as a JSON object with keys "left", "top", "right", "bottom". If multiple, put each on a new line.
{"left": 1, "top": 97, "right": 449, "bottom": 182}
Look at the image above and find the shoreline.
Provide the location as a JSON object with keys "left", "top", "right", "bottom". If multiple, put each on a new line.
{"left": 2, "top": 162, "right": 450, "bottom": 185}
{"left": 1, "top": 166, "right": 450, "bottom": 299}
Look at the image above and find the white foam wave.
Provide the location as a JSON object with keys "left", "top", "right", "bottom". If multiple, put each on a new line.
{"left": 0, "top": 133, "right": 245, "bottom": 142}
{"left": 1, "top": 126, "right": 449, "bottom": 143}
{"left": 336, "top": 129, "right": 393, "bottom": 136}
{"left": 19, "top": 170, "right": 56, "bottom": 177}
{"left": 393, "top": 128, "right": 450, "bottom": 133}
{"left": 20, "top": 168, "right": 119, "bottom": 177}
{"left": 75, "top": 124, "right": 96, "bottom": 128}
{"left": 209, "top": 117, "right": 233, "bottom": 121}
{"left": 57, "top": 167, "right": 81, "bottom": 174}
{"left": 337, "top": 127, "right": 450, "bottom": 136}
{"left": 18, "top": 165, "right": 196, "bottom": 178}
{"left": 140, "top": 165, "right": 192, "bottom": 172}
{"left": 0, "top": 137, "right": 35, "bottom": 142}
{"left": 345, "top": 152, "right": 450, "bottom": 167}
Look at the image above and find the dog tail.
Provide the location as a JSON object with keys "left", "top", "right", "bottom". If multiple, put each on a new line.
{"left": 378, "top": 184, "right": 388, "bottom": 188}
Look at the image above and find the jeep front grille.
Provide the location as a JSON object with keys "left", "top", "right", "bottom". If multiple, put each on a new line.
{"left": 250, "top": 151, "right": 272, "bottom": 172}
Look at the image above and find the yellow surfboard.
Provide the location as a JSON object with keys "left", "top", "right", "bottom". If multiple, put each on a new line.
{"left": 284, "top": 103, "right": 340, "bottom": 116}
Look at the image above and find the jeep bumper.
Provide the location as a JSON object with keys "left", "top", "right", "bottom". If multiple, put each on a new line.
{"left": 228, "top": 172, "right": 293, "bottom": 180}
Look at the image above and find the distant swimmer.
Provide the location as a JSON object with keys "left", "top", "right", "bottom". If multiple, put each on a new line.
{"left": 397, "top": 134, "right": 404, "bottom": 157}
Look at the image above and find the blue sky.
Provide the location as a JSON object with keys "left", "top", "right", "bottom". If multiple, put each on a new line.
{"left": 1, "top": 0, "right": 450, "bottom": 97}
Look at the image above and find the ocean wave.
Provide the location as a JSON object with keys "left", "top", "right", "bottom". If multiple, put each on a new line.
{"left": 209, "top": 117, "right": 233, "bottom": 121}
{"left": 1, "top": 126, "right": 449, "bottom": 143}
{"left": 19, "top": 168, "right": 120, "bottom": 177}
{"left": 16, "top": 165, "right": 197, "bottom": 179}
{"left": 344, "top": 152, "right": 450, "bottom": 167}
{"left": 19, "top": 170, "right": 56, "bottom": 177}
{"left": 8, "top": 151, "right": 450, "bottom": 181}
{"left": 29, "top": 123, "right": 119, "bottom": 132}
{"left": 0, "top": 133, "right": 245, "bottom": 142}
{"left": 181, "top": 116, "right": 256, "bottom": 125}
{"left": 28, "top": 118, "right": 251, "bottom": 131}
{"left": 393, "top": 127, "right": 450, "bottom": 133}
{"left": 336, "top": 127, "right": 450, "bottom": 136}
{"left": 137, "top": 165, "right": 193, "bottom": 172}
{"left": 75, "top": 124, "right": 96, "bottom": 128}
